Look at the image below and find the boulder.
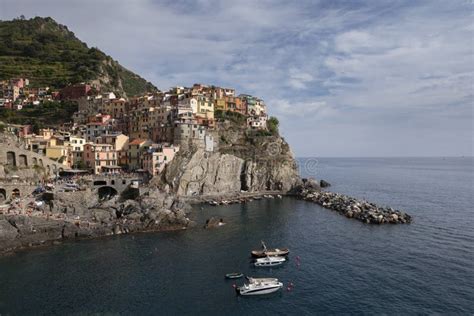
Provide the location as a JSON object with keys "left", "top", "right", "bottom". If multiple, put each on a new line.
{"left": 0, "top": 219, "right": 19, "bottom": 240}
{"left": 204, "top": 217, "right": 225, "bottom": 229}
{"left": 320, "top": 180, "right": 331, "bottom": 188}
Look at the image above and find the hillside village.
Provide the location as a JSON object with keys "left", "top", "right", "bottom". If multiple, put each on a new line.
{"left": 1, "top": 78, "right": 274, "bottom": 176}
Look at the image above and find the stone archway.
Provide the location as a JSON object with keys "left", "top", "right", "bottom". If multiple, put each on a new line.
{"left": 6, "top": 151, "right": 16, "bottom": 166}
{"left": 32, "top": 157, "right": 38, "bottom": 165}
{"left": 98, "top": 186, "right": 118, "bottom": 200}
{"left": 93, "top": 180, "right": 107, "bottom": 186}
{"left": 18, "top": 154, "right": 28, "bottom": 167}
{"left": 0, "top": 188, "right": 6, "bottom": 202}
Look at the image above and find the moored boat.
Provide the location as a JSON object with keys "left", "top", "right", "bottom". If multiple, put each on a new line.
{"left": 251, "top": 241, "right": 290, "bottom": 258}
{"left": 225, "top": 272, "right": 244, "bottom": 279}
{"left": 237, "top": 278, "right": 283, "bottom": 296}
{"left": 254, "top": 256, "right": 286, "bottom": 267}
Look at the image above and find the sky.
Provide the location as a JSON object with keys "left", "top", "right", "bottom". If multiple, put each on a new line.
{"left": 1, "top": 0, "right": 473, "bottom": 157}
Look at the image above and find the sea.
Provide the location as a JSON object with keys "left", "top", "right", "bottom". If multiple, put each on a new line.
{"left": 0, "top": 157, "right": 473, "bottom": 315}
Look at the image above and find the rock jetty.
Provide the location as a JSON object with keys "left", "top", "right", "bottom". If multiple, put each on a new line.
{"left": 298, "top": 189, "right": 412, "bottom": 224}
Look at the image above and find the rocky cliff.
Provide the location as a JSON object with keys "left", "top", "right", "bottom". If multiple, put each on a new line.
{"left": 160, "top": 119, "right": 301, "bottom": 197}
{"left": 0, "top": 188, "right": 192, "bottom": 255}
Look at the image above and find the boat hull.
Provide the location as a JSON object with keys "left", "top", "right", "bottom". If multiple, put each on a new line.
{"left": 225, "top": 273, "right": 244, "bottom": 279}
{"left": 251, "top": 248, "right": 289, "bottom": 258}
{"left": 238, "top": 283, "right": 283, "bottom": 296}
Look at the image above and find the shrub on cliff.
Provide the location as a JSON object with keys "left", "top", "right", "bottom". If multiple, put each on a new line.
{"left": 215, "top": 110, "right": 246, "bottom": 125}
{"left": 267, "top": 116, "right": 279, "bottom": 135}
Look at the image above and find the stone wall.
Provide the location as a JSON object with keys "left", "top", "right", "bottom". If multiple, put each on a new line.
{"left": 0, "top": 138, "right": 67, "bottom": 179}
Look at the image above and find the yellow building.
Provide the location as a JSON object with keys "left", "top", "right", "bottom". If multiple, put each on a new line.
{"left": 196, "top": 95, "right": 214, "bottom": 120}
{"left": 215, "top": 98, "right": 226, "bottom": 111}
{"left": 46, "top": 137, "right": 69, "bottom": 166}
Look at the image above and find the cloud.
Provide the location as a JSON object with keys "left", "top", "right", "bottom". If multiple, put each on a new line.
{"left": 287, "top": 68, "right": 314, "bottom": 89}
{"left": 0, "top": 0, "right": 472, "bottom": 156}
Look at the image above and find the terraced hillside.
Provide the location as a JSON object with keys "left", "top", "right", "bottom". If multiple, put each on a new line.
{"left": 0, "top": 16, "right": 157, "bottom": 96}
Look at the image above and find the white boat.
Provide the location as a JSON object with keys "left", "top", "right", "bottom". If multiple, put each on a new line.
{"left": 237, "top": 278, "right": 283, "bottom": 296}
{"left": 246, "top": 277, "right": 279, "bottom": 283}
{"left": 254, "top": 256, "right": 286, "bottom": 267}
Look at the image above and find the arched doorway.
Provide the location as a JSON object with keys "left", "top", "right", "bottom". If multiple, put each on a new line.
{"left": 6, "top": 151, "right": 16, "bottom": 166}
{"left": 32, "top": 157, "right": 38, "bottom": 165}
{"left": 98, "top": 186, "right": 118, "bottom": 200}
{"left": 0, "top": 188, "right": 6, "bottom": 202}
{"left": 18, "top": 154, "right": 28, "bottom": 167}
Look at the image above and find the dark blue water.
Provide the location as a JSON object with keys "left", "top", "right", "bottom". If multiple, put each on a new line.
{"left": 0, "top": 157, "right": 473, "bottom": 315}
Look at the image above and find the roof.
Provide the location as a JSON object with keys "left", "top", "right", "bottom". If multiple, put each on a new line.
{"left": 129, "top": 139, "right": 146, "bottom": 145}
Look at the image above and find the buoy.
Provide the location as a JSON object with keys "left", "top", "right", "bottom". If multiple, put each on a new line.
{"left": 232, "top": 284, "right": 237, "bottom": 288}
{"left": 289, "top": 282, "right": 294, "bottom": 287}
{"left": 287, "top": 287, "right": 291, "bottom": 291}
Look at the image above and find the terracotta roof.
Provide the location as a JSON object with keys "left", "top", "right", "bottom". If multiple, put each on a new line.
{"left": 129, "top": 139, "right": 146, "bottom": 145}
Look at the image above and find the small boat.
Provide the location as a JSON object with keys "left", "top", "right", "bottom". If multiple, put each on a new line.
{"left": 225, "top": 272, "right": 244, "bottom": 279}
{"left": 237, "top": 278, "right": 283, "bottom": 296}
{"left": 246, "top": 277, "right": 279, "bottom": 283}
{"left": 251, "top": 241, "right": 290, "bottom": 258}
{"left": 254, "top": 256, "right": 286, "bottom": 267}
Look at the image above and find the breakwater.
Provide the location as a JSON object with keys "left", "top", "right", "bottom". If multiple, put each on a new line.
{"left": 298, "top": 189, "right": 412, "bottom": 224}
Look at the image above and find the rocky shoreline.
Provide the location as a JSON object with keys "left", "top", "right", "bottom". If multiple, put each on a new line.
{"left": 0, "top": 182, "right": 414, "bottom": 257}
{"left": 296, "top": 187, "right": 412, "bottom": 224}
{"left": 0, "top": 188, "right": 192, "bottom": 256}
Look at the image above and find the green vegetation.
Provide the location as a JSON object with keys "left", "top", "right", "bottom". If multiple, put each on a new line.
{"left": 0, "top": 100, "right": 78, "bottom": 126}
{"left": 215, "top": 110, "right": 246, "bottom": 125}
{"left": 255, "top": 130, "right": 273, "bottom": 137}
{"left": 0, "top": 16, "right": 157, "bottom": 96}
{"left": 267, "top": 116, "right": 279, "bottom": 135}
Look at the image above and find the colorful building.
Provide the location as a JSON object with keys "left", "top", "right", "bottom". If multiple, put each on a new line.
{"left": 142, "top": 144, "right": 179, "bottom": 176}
{"left": 83, "top": 143, "right": 118, "bottom": 174}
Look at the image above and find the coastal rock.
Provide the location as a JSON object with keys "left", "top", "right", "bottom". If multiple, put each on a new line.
{"left": 0, "top": 187, "right": 193, "bottom": 255}
{"left": 160, "top": 126, "right": 301, "bottom": 196}
{"left": 204, "top": 217, "right": 225, "bottom": 229}
{"left": 0, "top": 219, "right": 18, "bottom": 240}
{"left": 297, "top": 190, "right": 412, "bottom": 225}
{"left": 320, "top": 180, "right": 331, "bottom": 188}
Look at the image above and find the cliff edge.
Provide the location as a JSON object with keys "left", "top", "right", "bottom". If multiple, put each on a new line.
{"left": 159, "top": 117, "right": 302, "bottom": 197}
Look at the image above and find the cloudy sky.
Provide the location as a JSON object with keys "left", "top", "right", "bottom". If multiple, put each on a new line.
{"left": 1, "top": 0, "right": 473, "bottom": 157}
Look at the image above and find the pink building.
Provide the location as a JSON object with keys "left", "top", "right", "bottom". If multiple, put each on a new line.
{"left": 142, "top": 144, "right": 179, "bottom": 176}
{"left": 83, "top": 143, "right": 118, "bottom": 174}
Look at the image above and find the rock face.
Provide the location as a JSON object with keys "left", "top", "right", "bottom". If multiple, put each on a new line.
{"left": 161, "top": 122, "right": 301, "bottom": 196}
{"left": 0, "top": 188, "right": 192, "bottom": 255}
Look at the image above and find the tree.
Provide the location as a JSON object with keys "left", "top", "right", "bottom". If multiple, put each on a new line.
{"left": 32, "top": 120, "right": 43, "bottom": 134}
{"left": 267, "top": 116, "right": 279, "bottom": 135}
